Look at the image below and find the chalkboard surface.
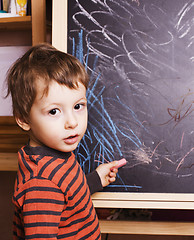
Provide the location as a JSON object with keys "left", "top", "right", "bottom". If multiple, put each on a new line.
{"left": 68, "top": 0, "right": 194, "bottom": 193}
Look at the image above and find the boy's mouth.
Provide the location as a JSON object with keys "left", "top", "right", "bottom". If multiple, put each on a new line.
{"left": 64, "top": 135, "right": 79, "bottom": 144}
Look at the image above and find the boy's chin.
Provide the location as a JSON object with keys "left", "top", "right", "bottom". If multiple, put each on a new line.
{"left": 56, "top": 144, "right": 79, "bottom": 153}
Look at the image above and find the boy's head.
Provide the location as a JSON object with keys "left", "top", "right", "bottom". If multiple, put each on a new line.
{"left": 6, "top": 43, "right": 89, "bottom": 123}
{"left": 6, "top": 43, "right": 89, "bottom": 152}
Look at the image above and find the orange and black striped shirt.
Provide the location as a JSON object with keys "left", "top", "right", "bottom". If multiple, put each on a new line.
{"left": 13, "top": 145, "right": 101, "bottom": 239}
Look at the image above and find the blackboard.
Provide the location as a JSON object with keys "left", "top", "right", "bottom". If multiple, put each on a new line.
{"left": 66, "top": 0, "right": 194, "bottom": 195}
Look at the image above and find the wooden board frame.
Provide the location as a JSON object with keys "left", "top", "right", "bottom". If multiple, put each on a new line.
{"left": 51, "top": 0, "right": 194, "bottom": 210}
{"left": 92, "top": 192, "right": 194, "bottom": 209}
{"left": 52, "top": 0, "right": 68, "bottom": 52}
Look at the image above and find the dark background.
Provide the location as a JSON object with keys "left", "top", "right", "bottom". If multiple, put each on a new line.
{"left": 68, "top": 0, "right": 194, "bottom": 193}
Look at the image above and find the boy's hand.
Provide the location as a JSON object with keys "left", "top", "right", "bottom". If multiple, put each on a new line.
{"left": 96, "top": 161, "right": 119, "bottom": 187}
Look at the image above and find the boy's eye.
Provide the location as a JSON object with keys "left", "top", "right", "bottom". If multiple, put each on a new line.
{"left": 74, "top": 104, "right": 81, "bottom": 110}
{"left": 74, "top": 103, "right": 86, "bottom": 110}
{"left": 49, "top": 109, "right": 59, "bottom": 115}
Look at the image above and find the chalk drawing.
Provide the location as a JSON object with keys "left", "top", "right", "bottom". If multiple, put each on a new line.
{"left": 69, "top": 0, "right": 194, "bottom": 192}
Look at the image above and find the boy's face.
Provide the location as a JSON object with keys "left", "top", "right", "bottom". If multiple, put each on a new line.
{"left": 23, "top": 80, "right": 88, "bottom": 152}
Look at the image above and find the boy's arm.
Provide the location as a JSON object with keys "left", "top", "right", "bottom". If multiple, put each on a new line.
{"left": 86, "top": 161, "right": 118, "bottom": 194}
{"left": 14, "top": 178, "right": 64, "bottom": 239}
{"left": 86, "top": 170, "right": 103, "bottom": 194}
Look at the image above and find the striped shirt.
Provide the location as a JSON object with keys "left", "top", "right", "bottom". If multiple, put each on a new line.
{"left": 13, "top": 145, "right": 101, "bottom": 239}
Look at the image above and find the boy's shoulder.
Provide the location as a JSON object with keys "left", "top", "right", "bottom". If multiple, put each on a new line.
{"left": 15, "top": 145, "right": 78, "bottom": 192}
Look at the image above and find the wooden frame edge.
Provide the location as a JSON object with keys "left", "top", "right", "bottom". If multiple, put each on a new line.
{"left": 52, "top": 0, "right": 67, "bottom": 52}
{"left": 92, "top": 192, "right": 194, "bottom": 209}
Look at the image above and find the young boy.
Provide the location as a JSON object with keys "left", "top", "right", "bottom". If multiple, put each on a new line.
{"left": 6, "top": 43, "right": 118, "bottom": 240}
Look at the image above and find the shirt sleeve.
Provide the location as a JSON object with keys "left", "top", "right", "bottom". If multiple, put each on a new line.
{"left": 21, "top": 178, "right": 65, "bottom": 239}
{"left": 86, "top": 170, "right": 103, "bottom": 194}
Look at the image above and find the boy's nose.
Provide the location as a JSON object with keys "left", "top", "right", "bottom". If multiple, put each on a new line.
{"left": 64, "top": 113, "right": 78, "bottom": 129}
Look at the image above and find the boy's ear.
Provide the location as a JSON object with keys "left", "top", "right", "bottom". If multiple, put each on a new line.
{"left": 15, "top": 118, "right": 31, "bottom": 131}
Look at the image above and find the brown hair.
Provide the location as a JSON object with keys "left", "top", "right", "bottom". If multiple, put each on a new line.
{"left": 6, "top": 43, "right": 89, "bottom": 122}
